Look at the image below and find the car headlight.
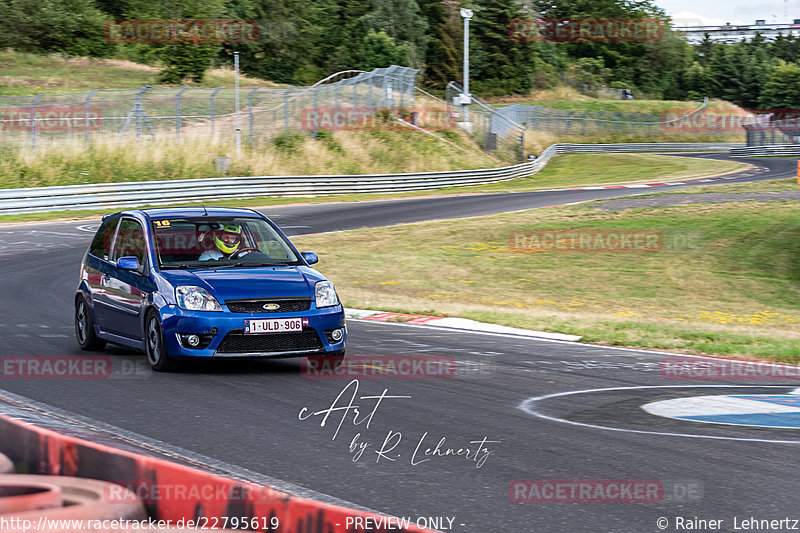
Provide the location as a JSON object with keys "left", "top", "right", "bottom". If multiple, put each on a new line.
{"left": 315, "top": 281, "right": 339, "bottom": 308}
{"left": 176, "top": 286, "right": 222, "bottom": 311}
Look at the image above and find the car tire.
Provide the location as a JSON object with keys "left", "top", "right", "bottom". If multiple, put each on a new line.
{"left": 145, "top": 310, "right": 178, "bottom": 372}
{"left": 75, "top": 295, "right": 106, "bottom": 351}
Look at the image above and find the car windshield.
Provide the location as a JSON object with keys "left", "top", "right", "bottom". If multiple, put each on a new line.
{"left": 150, "top": 216, "right": 300, "bottom": 269}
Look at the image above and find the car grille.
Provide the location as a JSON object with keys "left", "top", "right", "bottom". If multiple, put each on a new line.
{"left": 225, "top": 298, "right": 312, "bottom": 313}
{"left": 215, "top": 328, "right": 323, "bottom": 354}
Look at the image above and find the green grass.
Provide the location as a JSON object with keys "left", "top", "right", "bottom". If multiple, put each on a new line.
{"left": 0, "top": 153, "right": 745, "bottom": 224}
{"left": 0, "top": 50, "right": 279, "bottom": 95}
{"left": 293, "top": 199, "right": 800, "bottom": 363}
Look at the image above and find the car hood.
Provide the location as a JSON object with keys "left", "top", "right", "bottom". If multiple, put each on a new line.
{"left": 159, "top": 266, "right": 323, "bottom": 302}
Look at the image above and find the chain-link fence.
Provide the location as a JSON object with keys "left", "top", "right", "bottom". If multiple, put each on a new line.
{"left": 559, "top": 74, "right": 632, "bottom": 100}
{"left": 744, "top": 120, "right": 800, "bottom": 146}
{"left": 494, "top": 100, "right": 711, "bottom": 138}
{"left": 0, "top": 65, "right": 420, "bottom": 148}
{"left": 446, "top": 82, "right": 526, "bottom": 163}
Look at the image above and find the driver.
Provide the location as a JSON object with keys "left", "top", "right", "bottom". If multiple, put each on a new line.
{"left": 199, "top": 224, "right": 245, "bottom": 260}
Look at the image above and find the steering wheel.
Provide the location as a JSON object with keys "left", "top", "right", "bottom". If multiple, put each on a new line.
{"left": 230, "top": 247, "right": 260, "bottom": 259}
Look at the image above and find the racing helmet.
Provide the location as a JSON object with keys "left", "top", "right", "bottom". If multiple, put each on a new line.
{"left": 213, "top": 224, "right": 242, "bottom": 255}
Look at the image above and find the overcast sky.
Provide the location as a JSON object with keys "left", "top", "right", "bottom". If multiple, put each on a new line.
{"left": 658, "top": 0, "right": 797, "bottom": 26}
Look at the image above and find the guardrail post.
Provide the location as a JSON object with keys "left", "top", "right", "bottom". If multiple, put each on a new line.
{"left": 247, "top": 88, "right": 258, "bottom": 142}
{"left": 209, "top": 87, "right": 222, "bottom": 136}
{"left": 84, "top": 89, "right": 97, "bottom": 144}
{"left": 29, "top": 94, "right": 42, "bottom": 149}
{"left": 175, "top": 87, "right": 187, "bottom": 139}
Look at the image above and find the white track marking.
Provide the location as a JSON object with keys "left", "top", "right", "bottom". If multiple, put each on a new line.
{"left": 518, "top": 385, "right": 800, "bottom": 444}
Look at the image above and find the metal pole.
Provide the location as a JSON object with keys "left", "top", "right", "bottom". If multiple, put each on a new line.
{"left": 461, "top": 9, "right": 473, "bottom": 123}
{"left": 30, "top": 95, "right": 42, "bottom": 149}
{"left": 248, "top": 88, "right": 258, "bottom": 142}
{"left": 284, "top": 87, "right": 292, "bottom": 130}
{"left": 234, "top": 52, "right": 241, "bottom": 154}
{"left": 175, "top": 87, "right": 187, "bottom": 139}
{"left": 209, "top": 87, "right": 222, "bottom": 136}
{"left": 85, "top": 89, "right": 97, "bottom": 144}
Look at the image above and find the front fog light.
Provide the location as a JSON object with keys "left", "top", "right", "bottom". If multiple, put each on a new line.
{"left": 331, "top": 328, "right": 343, "bottom": 341}
{"left": 186, "top": 334, "right": 200, "bottom": 347}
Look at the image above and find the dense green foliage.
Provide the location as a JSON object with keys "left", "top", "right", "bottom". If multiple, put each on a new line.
{"left": 1, "top": 0, "right": 799, "bottom": 106}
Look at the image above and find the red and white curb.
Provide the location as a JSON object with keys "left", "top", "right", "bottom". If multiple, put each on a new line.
{"left": 346, "top": 309, "right": 582, "bottom": 342}
{"left": 543, "top": 164, "right": 769, "bottom": 192}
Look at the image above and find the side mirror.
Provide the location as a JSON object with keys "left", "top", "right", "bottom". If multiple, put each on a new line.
{"left": 117, "top": 256, "right": 140, "bottom": 271}
{"left": 301, "top": 251, "right": 319, "bottom": 265}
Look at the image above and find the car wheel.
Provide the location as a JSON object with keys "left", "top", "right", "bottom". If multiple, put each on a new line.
{"left": 75, "top": 295, "right": 106, "bottom": 351}
{"left": 145, "top": 310, "right": 177, "bottom": 372}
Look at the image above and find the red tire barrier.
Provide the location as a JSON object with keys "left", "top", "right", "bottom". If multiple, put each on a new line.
{"left": 0, "top": 475, "right": 146, "bottom": 522}
{"left": 0, "top": 414, "right": 431, "bottom": 532}
{"left": 0, "top": 480, "right": 61, "bottom": 514}
{"left": 0, "top": 453, "right": 12, "bottom": 475}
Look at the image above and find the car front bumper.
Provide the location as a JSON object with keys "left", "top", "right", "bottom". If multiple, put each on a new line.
{"left": 158, "top": 304, "right": 346, "bottom": 359}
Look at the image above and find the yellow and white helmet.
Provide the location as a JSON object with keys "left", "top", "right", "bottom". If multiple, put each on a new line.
{"left": 213, "top": 224, "right": 242, "bottom": 255}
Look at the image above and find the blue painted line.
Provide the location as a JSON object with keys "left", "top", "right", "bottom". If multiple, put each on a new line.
{"left": 679, "top": 412, "right": 800, "bottom": 428}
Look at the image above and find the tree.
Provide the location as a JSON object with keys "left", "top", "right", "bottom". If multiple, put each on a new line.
{"left": 358, "top": 30, "right": 411, "bottom": 70}
{"left": 359, "top": 0, "right": 428, "bottom": 67}
{"left": 469, "top": 0, "right": 538, "bottom": 95}
{"left": 418, "top": 0, "right": 461, "bottom": 88}
{"left": 759, "top": 61, "right": 800, "bottom": 108}
{"left": 0, "top": 0, "right": 113, "bottom": 57}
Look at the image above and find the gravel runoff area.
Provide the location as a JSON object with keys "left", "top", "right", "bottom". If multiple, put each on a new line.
{"left": 596, "top": 191, "right": 800, "bottom": 211}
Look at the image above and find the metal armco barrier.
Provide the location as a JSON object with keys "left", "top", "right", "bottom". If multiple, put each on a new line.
{"left": 0, "top": 414, "right": 432, "bottom": 533}
{"left": 730, "top": 144, "right": 800, "bottom": 157}
{"left": 0, "top": 453, "right": 12, "bottom": 474}
{"left": 0, "top": 142, "right": 744, "bottom": 215}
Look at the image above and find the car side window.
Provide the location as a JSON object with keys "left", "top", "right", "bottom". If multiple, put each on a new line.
{"left": 111, "top": 218, "right": 147, "bottom": 270}
{"left": 89, "top": 217, "right": 120, "bottom": 261}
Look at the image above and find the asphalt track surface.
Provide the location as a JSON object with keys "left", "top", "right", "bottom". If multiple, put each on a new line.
{"left": 1, "top": 154, "right": 799, "bottom": 533}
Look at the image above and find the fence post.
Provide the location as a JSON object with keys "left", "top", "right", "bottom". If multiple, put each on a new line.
{"left": 175, "top": 87, "right": 187, "bottom": 139}
{"left": 334, "top": 84, "right": 339, "bottom": 131}
{"left": 209, "top": 87, "right": 222, "bottom": 136}
{"left": 84, "top": 89, "right": 97, "bottom": 144}
{"left": 284, "top": 87, "right": 293, "bottom": 131}
{"left": 248, "top": 88, "right": 258, "bottom": 142}
{"left": 313, "top": 85, "right": 319, "bottom": 138}
{"left": 29, "top": 94, "right": 42, "bottom": 149}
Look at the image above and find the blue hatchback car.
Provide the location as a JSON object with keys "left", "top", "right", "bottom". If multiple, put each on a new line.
{"left": 75, "top": 207, "right": 346, "bottom": 371}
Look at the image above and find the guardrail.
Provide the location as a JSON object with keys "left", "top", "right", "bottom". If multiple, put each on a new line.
{"left": 730, "top": 144, "right": 800, "bottom": 157}
{"left": 0, "top": 142, "right": 744, "bottom": 215}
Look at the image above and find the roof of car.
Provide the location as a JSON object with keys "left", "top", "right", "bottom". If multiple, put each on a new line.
{"left": 134, "top": 207, "right": 262, "bottom": 218}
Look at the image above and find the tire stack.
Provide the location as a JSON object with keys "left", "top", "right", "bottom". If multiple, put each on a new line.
{"left": 0, "top": 458, "right": 234, "bottom": 532}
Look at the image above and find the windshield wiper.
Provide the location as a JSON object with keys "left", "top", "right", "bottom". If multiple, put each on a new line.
{"left": 161, "top": 263, "right": 194, "bottom": 269}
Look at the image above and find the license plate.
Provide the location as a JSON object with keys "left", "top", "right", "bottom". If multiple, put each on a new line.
{"left": 244, "top": 318, "right": 303, "bottom": 334}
